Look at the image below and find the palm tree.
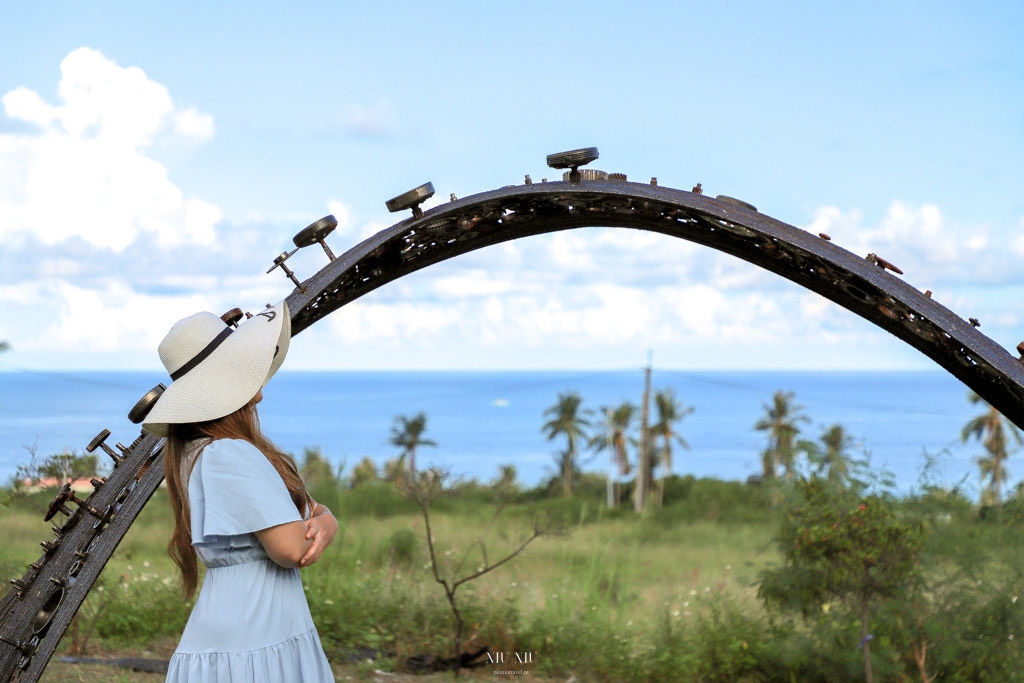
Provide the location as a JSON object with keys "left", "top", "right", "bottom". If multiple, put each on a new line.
{"left": 300, "top": 447, "right": 338, "bottom": 490}
{"left": 754, "top": 390, "right": 810, "bottom": 481}
{"left": 493, "top": 463, "right": 519, "bottom": 491}
{"left": 542, "top": 391, "right": 592, "bottom": 497}
{"left": 651, "top": 389, "right": 694, "bottom": 507}
{"left": 814, "top": 424, "right": 855, "bottom": 487}
{"left": 590, "top": 402, "right": 636, "bottom": 508}
{"left": 350, "top": 456, "right": 379, "bottom": 487}
{"left": 961, "top": 392, "right": 1022, "bottom": 513}
{"left": 389, "top": 412, "right": 436, "bottom": 476}
{"left": 492, "top": 463, "right": 519, "bottom": 506}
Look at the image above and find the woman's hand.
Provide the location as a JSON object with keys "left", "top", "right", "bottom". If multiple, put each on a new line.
{"left": 299, "top": 503, "right": 337, "bottom": 567}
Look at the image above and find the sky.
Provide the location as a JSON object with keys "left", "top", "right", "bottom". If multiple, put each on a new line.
{"left": 1, "top": 2, "right": 1023, "bottom": 373}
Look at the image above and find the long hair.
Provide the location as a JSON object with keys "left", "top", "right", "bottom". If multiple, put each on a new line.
{"left": 164, "top": 396, "right": 312, "bottom": 597}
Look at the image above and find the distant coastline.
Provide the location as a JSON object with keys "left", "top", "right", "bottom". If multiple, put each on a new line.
{"left": 0, "top": 369, "right": 986, "bottom": 494}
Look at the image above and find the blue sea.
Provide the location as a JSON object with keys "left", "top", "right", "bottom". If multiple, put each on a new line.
{"left": 0, "top": 369, "right": 999, "bottom": 496}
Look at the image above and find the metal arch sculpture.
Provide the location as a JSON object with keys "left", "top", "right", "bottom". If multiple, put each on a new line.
{"left": 284, "top": 171, "right": 1024, "bottom": 426}
{"left": 4, "top": 149, "right": 1024, "bottom": 680}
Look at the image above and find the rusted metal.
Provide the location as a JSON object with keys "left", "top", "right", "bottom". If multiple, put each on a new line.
{"left": 866, "top": 252, "right": 904, "bottom": 275}
{"left": 563, "top": 169, "right": 608, "bottom": 182}
{"left": 220, "top": 308, "right": 243, "bottom": 327}
{"left": 127, "top": 386, "right": 164, "bottom": 425}
{"left": 385, "top": 182, "right": 435, "bottom": 219}
{"left": 43, "top": 485, "right": 106, "bottom": 524}
{"left": 266, "top": 251, "right": 305, "bottom": 293}
{"left": 546, "top": 147, "right": 598, "bottom": 184}
{"left": 86, "top": 430, "right": 123, "bottom": 468}
{"left": 292, "top": 215, "right": 338, "bottom": 262}
{"left": 0, "top": 431, "right": 163, "bottom": 680}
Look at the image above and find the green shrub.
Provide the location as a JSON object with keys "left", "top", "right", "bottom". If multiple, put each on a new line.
{"left": 337, "top": 481, "right": 419, "bottom": 518}
{"left": 378, "top": 528, "right": 419, "bottom": 566}
{"left": 658, "top": 476, "right": 774, "bottom": 524}
{"left": 91, "top": 572, "right": 191, "bottom": 644}
{"left": 676, "top": 592, "right": 772, "bottom": 681}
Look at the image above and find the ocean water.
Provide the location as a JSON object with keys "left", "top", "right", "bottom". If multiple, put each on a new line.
{"left": 0, "top": 369, "right": 1000, "bottom": 495}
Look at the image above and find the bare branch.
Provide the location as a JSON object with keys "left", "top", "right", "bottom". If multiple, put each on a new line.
{"left": 394, "top": 467, "right": 565, "bottom": 677}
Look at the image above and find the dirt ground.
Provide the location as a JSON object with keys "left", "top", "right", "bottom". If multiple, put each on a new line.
{"left": 43, "top": 661, "right": 560, "bottom": 682}
{"left": 39, "top": 643, "right": 564, "bottom": 682}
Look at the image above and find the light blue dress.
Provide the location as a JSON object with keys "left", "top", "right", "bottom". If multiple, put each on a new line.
{"left": 165, "top": 439, "right": 334, "bottom": 682}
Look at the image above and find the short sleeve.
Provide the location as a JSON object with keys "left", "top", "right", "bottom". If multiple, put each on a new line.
{"left": 188, "top": 439, "right": 303, "bottom": 542}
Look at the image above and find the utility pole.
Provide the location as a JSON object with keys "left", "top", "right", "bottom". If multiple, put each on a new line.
{"left": 635, "top": 350, "right": 653, "bottom": 513}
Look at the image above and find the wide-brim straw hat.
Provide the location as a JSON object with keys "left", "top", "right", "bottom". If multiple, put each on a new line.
{"left": 142, "top": 300, "right": 291, "bottom": 436}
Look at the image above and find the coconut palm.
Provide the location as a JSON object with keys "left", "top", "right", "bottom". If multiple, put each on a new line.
{"left": 350, "top": 457, "right": 378, "bottom": 487}
{"left": 754, "top": 390, "right": 810, "bottom": 481}
{"left": 299, "top": 447, "right": 338, "bottom": 489}
{"left": 542, "top": 391, "right": 592, "bottom": 497}
{"left": 389, "top": 411, "right": 436, "bottom": 476}
{"left": 961, "top": 392, "right": 1022, "bottom": 513}
{"left": 492, "top": 463, "right": 520, "bottom": 508}
{"left": 382, "top": 458, "right": 405, "bottom": 483}
{"left": 813, "top": 424, "right": 855, "bottom": 487}
{"left": 650, "top": 389, "right": 694, "bottom": 507}
{"left": 493, "top": 464, "right": 519, "bottom": 493}
{"left": 590, "top": 402, "right": 636, "bottom": 508}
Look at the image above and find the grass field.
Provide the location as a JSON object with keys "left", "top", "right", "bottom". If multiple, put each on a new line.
{"left": 4, "top": 476, "right": 1024, "bottom": 681}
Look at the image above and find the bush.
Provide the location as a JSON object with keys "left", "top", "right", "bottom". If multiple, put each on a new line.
{"left": 90, "top": 571, "right": 191, "bottom": 644}
{"left": 504, "top": 495, "right": 623, "bottom": 529}
{"left": 337, "top": 481, "right": 419, "bottom": 519}
{"left": 677, "top": 592, "right": 774, "bottom": 681}
{"left": 300, "top": 447, "right": 344, "bottom": 511}
{"left": 929, "top": 577, "right": 1024, "bottom": 680}
{"left": 377, "top": 528, "right": 418, "bottom": 566}
{"left": 658, "top": 476, "right": 774, "bottom": 524}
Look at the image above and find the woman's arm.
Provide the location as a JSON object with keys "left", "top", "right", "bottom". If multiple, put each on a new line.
{"left": 299, "top": 501, "right": 338, "bottom": 567}
{"left": 255, "top": 501, "right": 337, "bottom": 568}
{"left": 256, "top": 521, "right": 313, "bottom": 568}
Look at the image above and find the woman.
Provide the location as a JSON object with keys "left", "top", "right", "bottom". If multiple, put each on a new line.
{"left": 143, "top": 301, "right": 337, "bottom": 682}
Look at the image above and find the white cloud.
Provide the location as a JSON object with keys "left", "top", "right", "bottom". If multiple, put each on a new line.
{"left": 305, "top": 239, "right": 850, "bottom": 362}
{"left": 5, "top": 51, "right": 1020, "bottom": 372}
{"left": 171, "top": 107, "right": 214, "bottom": 142}
{"left": 50, "top": 280, "right": 208, "bottom": 352}
{"left": 433, "top": 270, "right": 519, "bottom": 298}
{"left": 287, "top": 261, "right": 926, "bottom": 371}
{"left": 803, "top": 201, "right": 1007, "bottom": 285}
{"left": 546, "top": 231, "right": 598, "bottom": 272}
{"left": 324, "top": 200, "right": 352, "bottom": 237}
{"left": 1012, "top": 216, "right": 1024, "bottom": 258}
{"left": 341, "top": 99, "right": 397, "bottom": 139}
{"left": 879, "top": 202, "right": 958, "bottom": 263}
{"left": 0, "top": 47, "right": 221, "bottom": 252}
{"left": 0, "top": 278, "right": 209, "bottom": 364}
